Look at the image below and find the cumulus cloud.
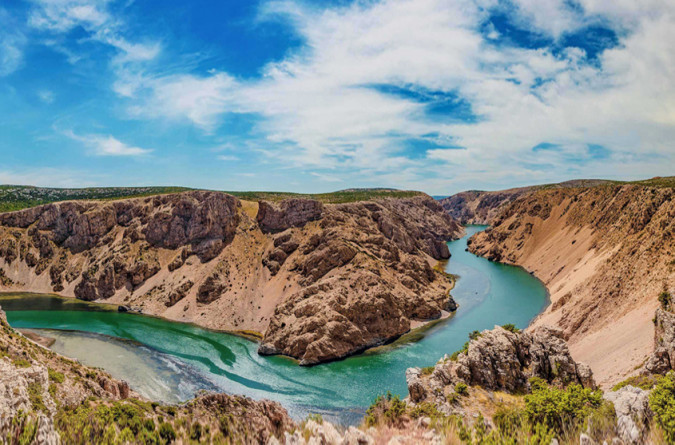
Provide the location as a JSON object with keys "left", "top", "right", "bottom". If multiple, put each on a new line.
{"left": 17, "top": 0, "right": 675, "bottom": 191}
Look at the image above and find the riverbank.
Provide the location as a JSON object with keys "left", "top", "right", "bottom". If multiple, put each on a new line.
{"left": 0, "top": 226, "right": 548, "bottom": 424}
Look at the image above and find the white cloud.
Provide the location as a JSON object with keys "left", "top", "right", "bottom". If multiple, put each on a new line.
{"left": 28, "top": 0, "right": 161, "bottom": 66}
{"left": 216, "top": 155, "right": 240, "bottom": 161}
{"left": 20, "top": 0, "right": 675, "bottom": 193}
{"left": 37, "top": 90, "right": 55, "bottom": 103}
{"left": 0, "top": 9, "right": 26, "bottom": 76}
{"left": 65, "top": 130, "right": 152, "bottom": 156}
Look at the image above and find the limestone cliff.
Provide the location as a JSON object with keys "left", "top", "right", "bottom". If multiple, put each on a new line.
{"left": 0, "top": 191, "right": 462, "bottom": 364}
{"left": 406, "top": 325, "right": 595, "bottom": 408}
{"left": 467, "top": 181, "right": 675, "bottom": 387}
{"left": 440, "top": 179, "right": 613, "bottom": 225}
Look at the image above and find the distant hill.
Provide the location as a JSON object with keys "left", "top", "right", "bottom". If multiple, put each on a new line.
{"left": 439, "top": 177, "right": 674, "bottom": 224}
{"left": 0, "top": 185, "right": 425, "bottom": 213}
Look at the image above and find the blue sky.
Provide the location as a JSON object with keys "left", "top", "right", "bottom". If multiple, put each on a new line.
{"left": 0, "top": 0, "right": 674, "bottom": 195}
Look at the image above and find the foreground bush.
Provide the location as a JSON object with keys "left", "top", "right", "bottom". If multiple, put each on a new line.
{"left": 650, "top": 371, "right": 675, "bottom": 442}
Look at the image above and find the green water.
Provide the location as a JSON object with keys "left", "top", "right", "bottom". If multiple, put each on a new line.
{"left": 0, "top": 225, "right": 547, "bottom": 423}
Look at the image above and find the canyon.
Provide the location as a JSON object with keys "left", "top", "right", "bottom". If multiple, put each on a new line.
{"left": 444, "top": 178, "right": 675, "bottom": 387}
{"left": 0, "top": 190, "right": 462, "bottom": 365}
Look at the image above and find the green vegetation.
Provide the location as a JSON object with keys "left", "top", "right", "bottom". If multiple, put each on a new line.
{"left": 306, "top": 413, "right": 323, "bottom": 424}
{"left": 27, "top": 382, "right": 47, "bottom": 413}
{"left": 0, "top": 185, "right": 191, "bottom": 213}
{"left": 659, "top": 289, "right": 672, "bottom": 310}
{"left": 455, "top": 382, "right": 468, "bottom": 395}
{"left": 12, "top": 358, "right": 31, "bottom": 368}
{"left": 365, "top": 392, "right": 407, "bottom": 427}
{"left": 0, "top": 184, "right": 424, "bottom": 214}
{"left": 524, "top": 377, "right": 604, "bottom": 434}
{"left": 421, "top": 366, "right": 435, "bottom": 376}
{"left": 649, "top": 372, "right": 675, "bottom": 442}
{"left": 501, "top": 323, "right": 520, "bottom": 333}
{"left": 612, "top": 374, "right": 659, "bottom": 391}
{"left": 227, "top": 188, "right": 423, "bottom": 204}
{"left": 48, "top": 368, "right": 65, "bottom": 384}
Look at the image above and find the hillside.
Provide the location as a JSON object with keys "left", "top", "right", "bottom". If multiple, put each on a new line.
{"left": 440, "top": 179, "right": 615, "bottom": 224}
{"left": 467, "top": 181, "right": 675, "bottom": 387}
{"left": 0, "top": 190, "right": 462, "bottom": 364}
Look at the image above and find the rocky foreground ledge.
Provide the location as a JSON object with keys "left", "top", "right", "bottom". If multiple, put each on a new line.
{"left": 0, "top": 190, "right": 462, "bottom": 364}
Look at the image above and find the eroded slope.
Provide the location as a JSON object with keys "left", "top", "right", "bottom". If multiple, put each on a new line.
{"left": 468, "top": 183, "right": 675, "bottom": 386}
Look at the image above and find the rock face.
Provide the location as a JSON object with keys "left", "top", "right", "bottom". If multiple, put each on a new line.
{"left": 645, "top": 308, "right": 675, "bottom": 374}
{"left": 257, "top": 199, "right": 324, "bottom": 233}
{"left": 0, "top": 191, "right": 462, "bottom": 365}
{"left": 259, "top": 195, "right": 462, "bottom": 364}
{"left": 604, "top": 386, "right": 652, "bottom": 444}
{"left": 440, "top": 180, "right": 613, "bottom": 225}
{"left": 406, "top": 325, "right": 595, "bottom": 405}
{"left": 466, "top": 181, "right": 675, "bottom": 387}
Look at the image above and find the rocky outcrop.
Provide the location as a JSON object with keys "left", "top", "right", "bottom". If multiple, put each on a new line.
{"left": 0, "top": 190, "right": 462, "bottom": 365}
{"left": 467, "top": 181, "right": 675, "bottom": 386}
{"left": 259, "top": 195, "right": 462, "bottom": 364}
{"left": 406, "top": 325, "right": 595, "bottom": 405}
{"left": 257, "top": 199, "right": 323, "bottom": 233}
{"left": 645, "top": 308, "right": 675, "bottom": 374}
{"left": 604, "top": 386, "right": 652, "bottom": 444}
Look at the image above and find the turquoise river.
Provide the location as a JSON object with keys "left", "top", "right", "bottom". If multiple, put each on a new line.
{"left": 0, "top": 225, "right": 548, "bottom": 424}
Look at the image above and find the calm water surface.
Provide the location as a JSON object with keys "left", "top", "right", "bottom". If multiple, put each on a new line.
{"left": 0, "top": 225, "right": 547, "bottom": 423}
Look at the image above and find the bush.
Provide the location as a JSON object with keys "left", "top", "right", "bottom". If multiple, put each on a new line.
{"left": 469, "top": 330, "right": 482, "bottom": 340}
{"left": 189, "top": 422, "right": 202, "bottom": 441}
{"left": 421, "top": 366, "right": 434, "bottom": 376}
{"left": 48, "top": 368, "right": 65, "bottom": 384}
{"left": 158, "top": 422, "right": 176, "bottom": 443}
{"left": 493, "top": 407, "right": 525, "bottom": 436}
{"left": 659, "top": 290, "right": 672, "bottom": 310}
{"left": 455, "top": 382, "right": 468, "bottom": 396}
{"left": 649, "top": 372, "right": 675, "bottom": 442}
{"left": 612, "top": 374, "right": 659, "bottom": 391}
{"left": 365, "top": 392, "right": 406, "bottom": 427}
{"left": 502, "top": 323, "right": 520, "bottom": 333}
{"left": 524, "top": 378, "right": 603, "bottom": 434}
{"left": 450, "top": 341, "right": 470, "bottom": 361}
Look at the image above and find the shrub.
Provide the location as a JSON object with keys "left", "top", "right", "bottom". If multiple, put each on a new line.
{"left": 158, "top": 422, "right": 176, "bottom": 443}
{"left": 659, "top": 290, "right": 672, "bottom": 310}
{"left": 493, "top": 406, "right": 525, "bottom": 436}
{"left": 502, "top": 323, "right": 520, "bottom": 333}
{"left": 365, "top": 392, "right": 406, "bottom": 427}
{"left": 28, "top": 382, "right": 47, "bottom": 413}
{"left": 612, "top": 374, "right": 659, "bottom": 391}
{"left": 455, "top": 382, "right": 468, "bottom": 395}
{"left": 649, "top": 372, "right": 675, "bottom": 442}
{"left": 189, "top": 422, "right": 203, "bottom": 441}
{"left": 48, "top": 368, "right": 65, "bottom": 384}
{"left": 524, "top": 378, "right": 603, "bottom": 434}
{"left": 450, "top": 341, "right": 469, "bottom": 361}
{"left": 421, "top": 366, "right": 434, "bottom": 376}
{"left": 13, "top": 358, "right": 31, "bottom": 368}
{"left": 469, "top": 330, "right": 482, "bottom": 340}
{"left": 409, "top": 402, "right": 442, "bottom": 420}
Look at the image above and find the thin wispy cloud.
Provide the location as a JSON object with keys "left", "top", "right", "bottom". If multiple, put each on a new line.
{"left": 65, "top": 131, "right": 152, "bottom": 156}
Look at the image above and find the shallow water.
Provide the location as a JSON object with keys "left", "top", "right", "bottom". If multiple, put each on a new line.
{"left": 0, "top": 225, "right": 548, "bottom": 423}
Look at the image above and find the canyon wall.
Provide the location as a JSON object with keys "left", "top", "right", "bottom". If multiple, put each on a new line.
{"left": 0, "top": 190, "right": 462, "bottom": 364}
{"left": 466, "top": 183, "right": 675, "bottom": 386}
